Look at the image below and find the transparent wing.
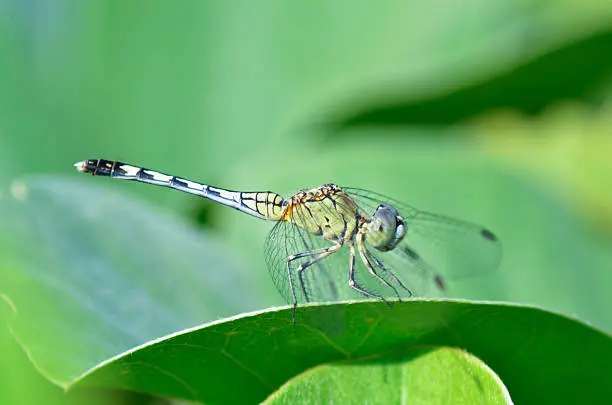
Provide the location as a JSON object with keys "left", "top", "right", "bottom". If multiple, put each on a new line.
{"left": 264, "top": 219, "right": 298, "bottom": 305}
{"left": 264, "top": 211, "right": 345, "bottom": 305}
{"left": 344, "top": 187, "right": 502, "bottom": 294}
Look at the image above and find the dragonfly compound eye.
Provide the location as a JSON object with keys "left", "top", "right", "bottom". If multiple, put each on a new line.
{"left": 366, "top": 204, "right": 406, "bottom": 251}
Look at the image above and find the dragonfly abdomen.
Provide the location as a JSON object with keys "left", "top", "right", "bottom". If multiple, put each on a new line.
{"left": 74, "top": 159, "right": 286, "bottom": 220}
{"left": 238, "top": 191, "right": 286, "bottom": 220}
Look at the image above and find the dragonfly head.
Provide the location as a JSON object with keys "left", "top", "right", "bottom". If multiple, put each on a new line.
{"left": 366, "top": 204, "right": 406, "bottom": 251}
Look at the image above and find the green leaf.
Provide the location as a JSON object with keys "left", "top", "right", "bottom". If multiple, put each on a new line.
{"left": 471, "top": 101, "right": 612, "bottom": 235}
{"left": 0, "top": 177, "right": 274, "bottom": 386}
{"left": 78, "top": 301, "right": 610, "bottom": 405}
{"left": 334, "top": 30, "right": 612, "bottom": 128}
{"left": 264, "top": 347, "right": 512, "bottom": 405}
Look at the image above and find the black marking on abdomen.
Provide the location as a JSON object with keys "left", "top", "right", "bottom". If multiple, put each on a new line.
{"left": 112, "top": 163, "right": 128, "bottom": 176}
{"left": 171, "top": 177, "right": 188, "bottom": 188}
{"left": 273, "top": 194, "right": 283, "bottom": 207}
{"left": 207, "top": 187, "right": 221, "bottom": 197}
{"left": 137, "top": 169, "right": 154, "bottom": 181}
{"left": 92, "top": 159, "right": 115, "bottom": 176}
{"left": 239, "top": 192, "right": 251, "bottom": 209}
{"left": 241, "top": 193, "right": 255, "bottom": 202}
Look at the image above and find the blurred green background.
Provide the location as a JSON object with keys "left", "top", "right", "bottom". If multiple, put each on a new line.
{"left": 1, "top": 0, "right": 611, "bottom": 404}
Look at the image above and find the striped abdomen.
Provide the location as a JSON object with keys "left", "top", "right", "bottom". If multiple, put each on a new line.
{"left": 74, "top": 159, "right": 286, "bottom": 220}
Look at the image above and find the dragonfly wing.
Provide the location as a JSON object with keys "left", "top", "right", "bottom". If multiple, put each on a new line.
{"left": 264, "top": 219, "right": 298, "bottom": 305}
{"left": 264, "top": 217, "right": 346, "bottom": 305}
{"left": 345, "top": 187, "right": 502, "bottom": 292}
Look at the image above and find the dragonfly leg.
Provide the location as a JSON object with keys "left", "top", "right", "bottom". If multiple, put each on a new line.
{"left": 398, "top": 245, "right": 441, "bottom": 294}
{"left": 285, "top": 259, "right": 298, "bottom": 323}
{"left": 348, "top": 244, "right": 387, "bottom": 302}
{"left": 356, "top": 240, "right": 402, "bottom": 301}
{"left": 286, "top": 243, "right": 341, "bottom": 322}
{"left": 360, "top": 238, "right": 413, "bottom": 297}
{"left": 287, "top": 246, "right": 338, "bottom": 262}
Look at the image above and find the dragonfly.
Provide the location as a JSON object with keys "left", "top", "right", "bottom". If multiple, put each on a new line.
{"left": 74, "top": 159, "right": 502, "bottom": 321}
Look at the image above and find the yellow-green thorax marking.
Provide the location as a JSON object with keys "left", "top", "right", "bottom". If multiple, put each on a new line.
{"left": 281, "top": 184, "right": 407, "bottom": 253}
{"left": 281, "top": 184, "right": 361, "bottom": 243}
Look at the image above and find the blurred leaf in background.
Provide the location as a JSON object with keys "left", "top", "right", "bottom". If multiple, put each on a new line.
{"left": 0, "top": 313, "right": 164, "bottom": 405}
{"left": 1, "top": 0, "right": 612, "bottom": 404}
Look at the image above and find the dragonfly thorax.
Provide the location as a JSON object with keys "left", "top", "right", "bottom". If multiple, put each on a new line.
{"left": 364, "top": 204, "right": 406, "bottom": 251}
{"left": 284, "top": 184, "right": 360, "bottom": 242}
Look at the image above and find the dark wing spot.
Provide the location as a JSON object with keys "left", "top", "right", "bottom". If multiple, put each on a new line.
{"left": 434, "top": 275, "right": 446, "bottom": 291}
{"left": 401, "top": 246, "right": 420, "bottom": 260}
{"left": 481, "top": 229, "right": 497, "bottom": 242}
